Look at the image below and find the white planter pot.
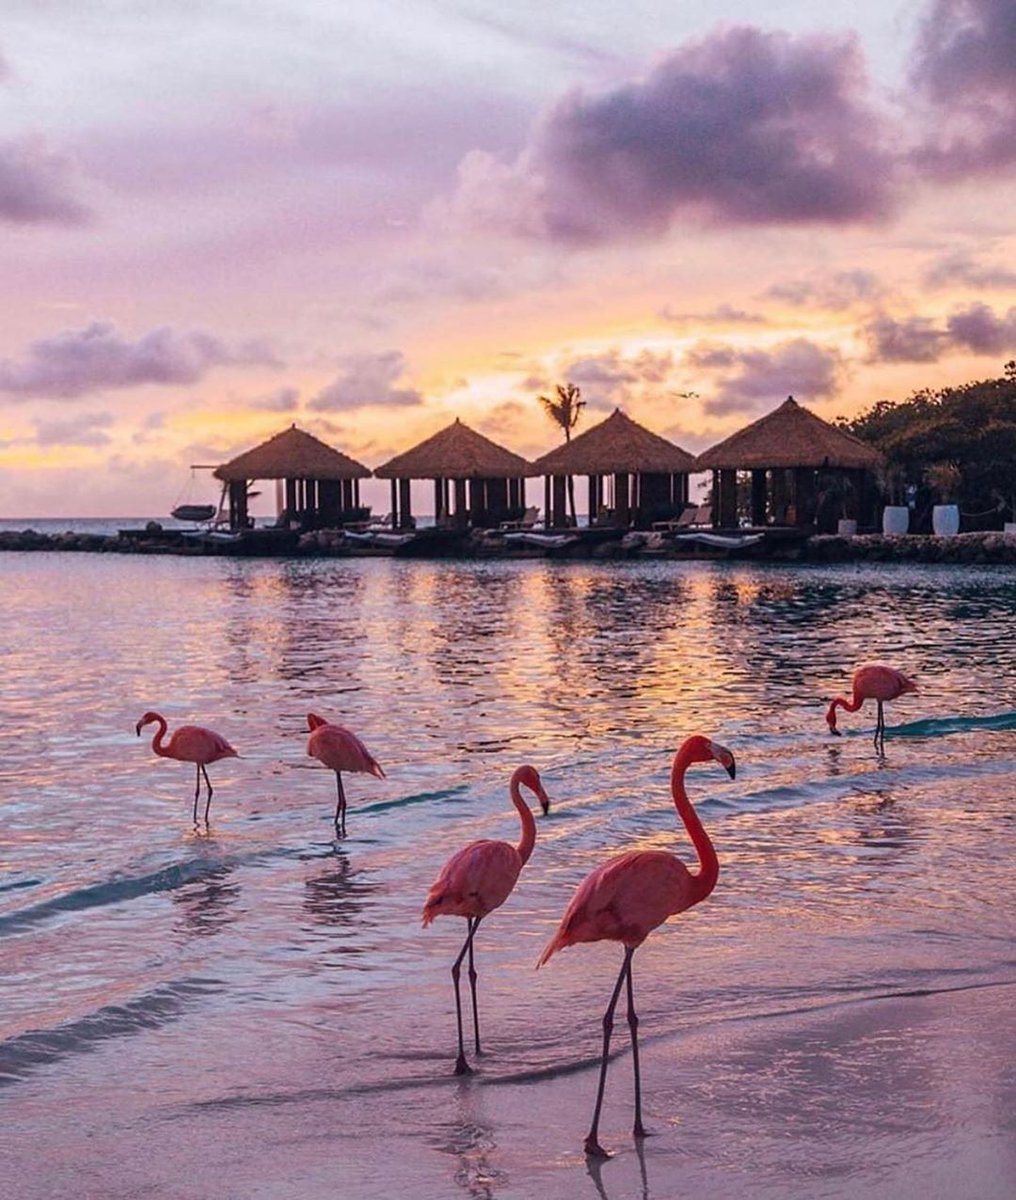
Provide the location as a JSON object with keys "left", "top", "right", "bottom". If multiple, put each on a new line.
{"left": 882, "top": 505, "right": 909, "bottom": 536}
{"left": 932, "top": 504, "right": 960, "bottom": 537}
{"left": 837, "top": 518, "right": 858, "bottom": 537}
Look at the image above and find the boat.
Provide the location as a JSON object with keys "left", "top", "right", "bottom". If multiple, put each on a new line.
{"left": 171, "top": 504, "right": 217, "bottom": 523}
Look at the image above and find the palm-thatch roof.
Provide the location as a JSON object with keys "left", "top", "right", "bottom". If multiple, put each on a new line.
{"left": 214, "top": 425, "right": 371, "bottom": 482}
{"left": 532, "top": 409, "right": 697, "bottom": 475}
{"left": 695, "top": 397, "right": 883, "bottom": 471}
{"left": 373, "top": 418, "right": 534, "bottom": 480}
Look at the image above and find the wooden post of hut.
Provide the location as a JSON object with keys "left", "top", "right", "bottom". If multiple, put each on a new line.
{"left": 750, "top": 470, "right": 767, "bottom": 526}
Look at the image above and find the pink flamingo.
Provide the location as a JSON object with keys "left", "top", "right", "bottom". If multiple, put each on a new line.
{"left": 306, "top": 713, "right": 385, "bottom": 837}
{"left": 423, "top": 765, "right": 551, "bottom": 1075}
{"left": 135, "top": 711, "right": 238, "bottom": 823}
{"left": 826, "top": 664, "right": 918, "bottom": 749}
{"left": 538, "top": 735, "right": 734, "bottom": 1159}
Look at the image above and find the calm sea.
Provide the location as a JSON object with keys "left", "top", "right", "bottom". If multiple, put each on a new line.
{"left": 1, "top": 551, "right": 1014, "bottom": 1194}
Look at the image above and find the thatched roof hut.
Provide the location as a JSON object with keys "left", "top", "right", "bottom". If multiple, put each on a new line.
{"left": 532, "top": 408, "right": 697, "bottom": 528}
{"left": 695, "top": 397, "right": 884, "bottom": 531}
{"left": 214, "top": 424, "right": 371, "bottom": 530}
{"left": 373, "top": 418, "right": 535, "bottom": 529}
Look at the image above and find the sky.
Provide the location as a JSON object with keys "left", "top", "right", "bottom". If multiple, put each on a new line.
{"left": 1, "top": 0, "right": 1014, "bottom": 517}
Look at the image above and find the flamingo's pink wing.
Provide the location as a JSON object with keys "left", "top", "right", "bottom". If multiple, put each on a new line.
{"left": 422, "top": 840, "right": 522, "bottom": 924}
{"left": 308, "top": 724, "right": 384, "bottom": 777}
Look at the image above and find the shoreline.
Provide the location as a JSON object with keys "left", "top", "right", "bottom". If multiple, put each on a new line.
{"left": 4, "top": 978, "right": 1012, "bottom": 1199}
{"left": 1, "top": 525, "right": 1014, "bottom": 564}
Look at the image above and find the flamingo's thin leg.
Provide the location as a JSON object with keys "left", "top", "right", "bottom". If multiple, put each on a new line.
{"left": 193, "top": 765, "right": 201, "bottom": 824}
{"left": 626, "top": 952, "right": 646, "bottom": 1138}
{"left": 875, "top": 700, "right": 886, "bottom": 751}
{"left": 585, "top": 947, "right": 633, "bottom": 1159}
{"left": 467, "top": 916, "right": 482, "bottom": 1055}
{"left": 202, "top": 765, "right": 213, "bottom": 822}
{"left": 451, "top": 917, "right": 480, "bottom": 1075}
{"left": 334, "top": 772, "right": 347, "bottom": 837}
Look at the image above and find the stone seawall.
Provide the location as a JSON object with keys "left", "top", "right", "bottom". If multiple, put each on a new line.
{"left": 1, "top": 526, "right": 1014, "bottom": 564}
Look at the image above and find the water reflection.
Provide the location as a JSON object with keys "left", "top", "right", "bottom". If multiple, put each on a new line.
{"left": 172, "top": 863, "right": 240, "bottom": 938}
{"left": 429, "top": 1090, "right": 507, "bottom": 1200}
{"left": 586, "top": 1139, "right": 651, "bottom": 1200}
{"left": 302, "top": 847, "right": 377, "bottom": 931}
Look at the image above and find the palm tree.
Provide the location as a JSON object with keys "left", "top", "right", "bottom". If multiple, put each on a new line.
{"left": 538, "top": 382, "right": 585, "bottom": 526}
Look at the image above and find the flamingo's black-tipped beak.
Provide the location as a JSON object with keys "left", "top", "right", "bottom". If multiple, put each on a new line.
{"left": 540, "top": 797, "right": 551, "bottom": 815}
{"left": 828, "top": 726, "right": 842, "bottom": 737}
{"left": 135, "top": 721, "right": 143, "bottom": 737}
{"left": 724, "top": 758, "right": 736, "bottom": 781}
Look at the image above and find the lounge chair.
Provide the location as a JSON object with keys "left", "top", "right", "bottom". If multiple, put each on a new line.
{"left": 653, "top": 502, "right": 711, "bottom": 532}
{"left": 499, "top": 506, "right": 540, "bottom": 532}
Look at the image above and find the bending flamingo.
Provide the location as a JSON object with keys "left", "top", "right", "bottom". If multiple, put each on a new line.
{"left": 306, "top": 713, "right": 385, "bottom": 837}
{"left": 538, "top": 735, "right": 733, "bottom": 1159}
{"left": 423, "top": 765, "right": 551, "bottom": 1075}
{"left": 135, "top": 711, "right": 238, "bottom": 823}
{"left": 826, "top": 664, "right": 918, "bottom": 749}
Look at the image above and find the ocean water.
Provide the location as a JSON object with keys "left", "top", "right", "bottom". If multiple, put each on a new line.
{"left": 0, "top": 552, "right": 1014, "bottom": 1197}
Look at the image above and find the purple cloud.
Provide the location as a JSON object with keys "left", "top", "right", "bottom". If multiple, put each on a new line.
{"left": 659, "top": 303, "right": 767, "bottom": 327}
{"left": 923, "top": 249, "right": 1016, "bottom": 290}
{"left": 0, "top": 137, "right": 90, "bottom": 226}
{"left": 446, "top": 25, "right": 896, "bottom": 244}
{"left": 309, "top": 351, "right": 423, "bottom": 411}
{"left": 690, "top": 338, "right": 844, "bottom": 415}
{"left": 765, "top": 270, "right": 886, "bottom": 311}
{"left": 946, "top": 302, "right": 1016, "bottom": 354}
{"left": 862, "top": 303, "right": 1016, "bottom": 361}
{"left": 862, "top": 314, "right": 946, "bottom": 363}
{"left": 909, "top": 0, "right": 1016, "bottom": 177}
{"left": 34, "top": 412, "right": 114, "bottom": 448}
{"left": 0, "top": 322, "right": 278, "bottom": 399}
{"left": 247, "top": 386, "right": 300, "bottom": 413}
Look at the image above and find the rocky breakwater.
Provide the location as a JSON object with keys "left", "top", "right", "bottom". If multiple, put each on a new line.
{"left": 802, "top": 530, "right": 1016, "bottom": 565}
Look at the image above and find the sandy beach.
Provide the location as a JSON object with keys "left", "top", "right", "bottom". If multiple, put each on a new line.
{"left": 3, "top": 977, "right": 1012, "bottom": 1199}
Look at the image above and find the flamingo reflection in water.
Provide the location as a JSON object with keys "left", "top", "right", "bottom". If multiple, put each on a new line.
{"left": 538, "top": 735, "right": 733, "bottom": 1159}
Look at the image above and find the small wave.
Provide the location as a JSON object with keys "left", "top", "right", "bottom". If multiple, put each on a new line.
{"left": 0, "top": 858, "right": 233, "bottom": 936}
{"left": 0, "top": 977, "right": 222, "bottom": 1087}
{"left": 362, "top": 785, "right": 470, "bottom": 815}
{"left": 888, "top": 711, "right": 1016, "bottom": 738}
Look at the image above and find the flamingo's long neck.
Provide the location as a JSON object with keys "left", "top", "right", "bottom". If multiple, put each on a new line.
{"left": 149, "top": 716, "right": 170, "bottom": 756}
{"left": 827, "top": 692, "right": 863, "bottom": 728}
{"left": 671, "top": 747, "right": 718, "bottom": 905}
{"left": 512, "top": 779, "right": 538, "bottom": 865}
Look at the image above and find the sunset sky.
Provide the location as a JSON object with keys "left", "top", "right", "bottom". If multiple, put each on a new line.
{"left": 1, "top": 0, "right": 1014, "bottom": 518}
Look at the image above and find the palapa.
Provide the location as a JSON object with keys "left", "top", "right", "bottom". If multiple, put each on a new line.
{"left": 373, "top": 418, "right": 534, "bottom": 480}
{"left": 214, "top": 425, "right": 371, "bottom": 482}
{"left": 695, "top": 397, "right": 883, "bottom": 471}
{"left": 532, "top": 409, "right": 696, "bottom": 475}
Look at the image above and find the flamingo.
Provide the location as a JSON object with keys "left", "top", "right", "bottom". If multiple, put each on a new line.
{"left": 423, "top": 764, "right": 551, "bottom": 1075}
{"left": 306, "top": 713, "right": 385, "bottom": 837}
{"left": 826, "top": 664, "right": 918, "bottom": 749}
{"left": 538, "top": 735, "right": 733, "bottom": 1159}
{"left": 135, "top": 711, "right": 238, "bottom": 823}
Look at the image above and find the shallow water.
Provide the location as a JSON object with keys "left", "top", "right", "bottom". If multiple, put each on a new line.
{"left": 1, "top": 554, "right": 1014, "bottom": 1196}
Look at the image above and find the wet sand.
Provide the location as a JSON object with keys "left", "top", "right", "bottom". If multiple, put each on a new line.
{"left": 7, "top": 978, "right": 1013, "bottom": 1199}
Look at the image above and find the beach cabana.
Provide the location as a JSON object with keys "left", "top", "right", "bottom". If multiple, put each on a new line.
{"left": 532, "top": 408, "right": 697, "bottom": 529}
{"left": 214, "top": 424, "right": 372, "bottom": 531}
{"left": 373, "top": 418, "right": 535, "bottom": 530}
{"left": 694, "top": 396, "right": 884, "bottom": 531}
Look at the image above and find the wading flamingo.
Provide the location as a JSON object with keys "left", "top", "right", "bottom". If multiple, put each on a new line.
{"left": 135, "top": 711, "right": 238, "bottom": 823}
{"left": 306, "top": 713, "right": 385, "bottom": 837}
{"left": 826, "top": 664, "right": 918, "bottom": 750}
{"left": 423, "top": 765, "right": 551, "bottom": 1075}
{"left": 538, "top": 735, "right": 733, "bottom": 1159}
